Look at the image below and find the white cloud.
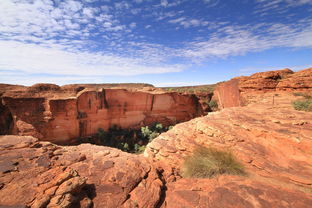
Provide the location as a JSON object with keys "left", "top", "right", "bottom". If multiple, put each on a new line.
{"left": 179, "top": 21, "right": 312, "bottom": 61}
{"left": 160, "top": 0, "right": 168, "bottom": 7}
{"left": 0, "top": 0, "right": 126, "bottom": 43}
{"left": 255, "top": 0, "right": 312, "bottom": 15}
{"left": 0, "top": 40, "right": 184, "bottom": 77}
{"left": 168, "top": 17, "right": 209, "bottom": 28}
{"left": 129, "top": 22, "right": 137, "bottom": 29}
{"left": 202, "top": 0, "right": 219, "bottom": 7}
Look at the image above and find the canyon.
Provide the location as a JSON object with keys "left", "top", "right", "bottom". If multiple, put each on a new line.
{"left": 0, "top": 84, "right": 203, "bottom": 144}
{"left": 0, "top": 67, "right": 312, "bottom": 208}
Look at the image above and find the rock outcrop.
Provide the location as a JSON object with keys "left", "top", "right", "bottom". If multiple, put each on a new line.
{"left": 213, "top": 79, "right": 243, "bottom": 108}
{"left": 0, "top": 135, "right": 164, "bottom": 208}
{"left": 277, "top": 67, "right": 312, "bottom": 90}
{"left": 1, "top": 84, "right": 203, "bottom": 143}
{"left": 1, "top": 91, "right": 312, "bottom": 207}
{"left": 213, "top": 67, "right": 311, "bottom": 109}
{"left": 145, "top": 92, "right": 312, "bottom": 207}
{"left": 238, "top": 68, "right": 294, "bottom": 91}
{"left": 1, "top": 68, "right": 312, "bottom": 207}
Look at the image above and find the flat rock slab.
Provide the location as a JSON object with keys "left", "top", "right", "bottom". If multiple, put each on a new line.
{"left": 0, "top": 136, "right": 163, "bottom": 208}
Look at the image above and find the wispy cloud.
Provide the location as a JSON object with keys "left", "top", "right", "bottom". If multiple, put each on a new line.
{"left": 168, "top": 17, "right": 209, "bottom": 28}
{"left": 0, "top": 0, "right": 185, "bottom": 79}
{"left": 0, "top": 0, "right": 311, "bottom": 85}
{"left": 0, "top": 40, "right": 184, "bottom": 77}
{"left": 254, "top": 0, "right": 312, "bottom": 15}
{"left": 179, "top": 20, "right": 312, "bottom": 61}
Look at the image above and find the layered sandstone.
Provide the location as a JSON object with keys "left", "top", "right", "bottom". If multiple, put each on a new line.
{"left": 214, "top": 67, "right": 311, "bottom": 108}
{"left": 237, "top": 68, "right": 294, "bottom": 91}
{"left": 145, "top": 92, "right": 312, "bottom": 207}
{"left": 277, "top": 67, "right": 312, "bottom": 90}
{"left": 1, "top": 84, "right": 203, "bottom": 143}
{"left": 1, "top": 92, "right": 312, "bottom": 207}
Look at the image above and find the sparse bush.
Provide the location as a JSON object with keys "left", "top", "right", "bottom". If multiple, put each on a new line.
{"left": 141, "top": 123, "right": 167, "bottom": 142}
{"left": 292, "top": 98, "right": 312, "bottom": 112}
{"left": 208, "top": 100, "right": 218, "bottom": 110}
{"left": 78, "top": 123, "right": 172, "bottom": 153}
{"left": 134, "top": 144, "right": 146, "bottom": 154}
{"left": 182, "top": 146, "right": 245, "bottom": 178}
{"left": 293, "top": 92, "right": 312, "bottom": 99}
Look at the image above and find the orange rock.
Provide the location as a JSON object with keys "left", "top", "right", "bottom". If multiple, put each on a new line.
{"left": 277, "top": 67, "right": 312, "bottom": 90}
{"left": 1, "top": 91, "right": 312, "bottom": 207}
{"left": 238, "top": 68, "right": 294, "bottom": 91}
{"left": 145, "top": 96, "right": 312, "bottom": 207}
{"left": 0, "top": 135, "right": 163, "bottom": 208}
{"left": 1, "top": 86, "right": 203, "bottom": 143}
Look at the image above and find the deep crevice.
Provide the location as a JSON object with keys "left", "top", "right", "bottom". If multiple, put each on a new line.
{"left": 155, "top": 168, "right": 168, "bottom": 208}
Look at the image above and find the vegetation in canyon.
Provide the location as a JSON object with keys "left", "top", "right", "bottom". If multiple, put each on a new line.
{"left": 77, "top": 123, "right": 172, "bottom": 154}
{"left": 182, "top": 146, "right": 245, "bottom": 178}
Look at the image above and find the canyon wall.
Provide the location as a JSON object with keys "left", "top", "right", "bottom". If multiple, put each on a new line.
{"left": 214, "top": 67, "right": 312, "bottom": 109}
{"left": 1, "top": 86, "right": 203, "bottom": 144}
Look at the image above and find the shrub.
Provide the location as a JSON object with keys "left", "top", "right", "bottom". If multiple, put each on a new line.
{"left": 292, "top": 98, "right": 312, "bottom": 112}
{"left": 155, "top": 123, "right": 163, "bottom": 130}
{"left": 208, "top": 100, "right": 218, "bottom": 109}
{"left": 182, "top": 146, "right": 245, "bottom": 178}
{"left": 293, "top": 92, "right": 312, "bottom": 99}
{"left": 134, "top": 144, "right": 146, "bottom": 154}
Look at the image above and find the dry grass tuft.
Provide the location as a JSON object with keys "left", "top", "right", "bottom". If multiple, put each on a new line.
{"left": 182, "top": 146, "right": 245, "bottom": 178}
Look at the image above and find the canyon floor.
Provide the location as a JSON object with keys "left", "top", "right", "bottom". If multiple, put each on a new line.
{"left": 1, "top": 91, "right": 312, "bottom": 208}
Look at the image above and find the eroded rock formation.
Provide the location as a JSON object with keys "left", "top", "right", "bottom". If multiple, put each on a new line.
{"left": 1, "top": 68, "right": 312, "bottom": 207}
{"left": 1, "top": 91, "right": 312, "bottom": 207}
{"left": 1, "top": 85, "right": 203, "bottom": 143}
{"left": 145, "top": 92, "right": 312, "bottom": 207}
{"left": 0, "top": 135, "right": 163, "bottom": 207}
{"left": 214, "top": 67, "right": 312, "bottom": 108}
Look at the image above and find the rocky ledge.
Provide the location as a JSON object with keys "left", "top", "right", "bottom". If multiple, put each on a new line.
{"left": 1, "top": 90, "right": 312, "bottom": 207}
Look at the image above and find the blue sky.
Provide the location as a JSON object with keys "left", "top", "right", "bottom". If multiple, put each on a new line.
{"left": 0, "top": 0, "right": 311, "bottom": 87}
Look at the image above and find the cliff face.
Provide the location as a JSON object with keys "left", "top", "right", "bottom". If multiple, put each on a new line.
{"left": 1, "top": 92, "right": 312, "bottom": 207}
{"left": 1, "top": 86, "right": 203, "bottom": 143}
{"left": 214, "top": 67, "right": 312, "bottom": 109}
{"left": 145, "top": 94, "right": 312, "bottom": 207}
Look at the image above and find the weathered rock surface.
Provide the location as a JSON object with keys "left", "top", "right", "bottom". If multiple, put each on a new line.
{"left": 1, "top": 92, "right": 312, "bottom": 207}
{"left": 0, "top": 135, "right": 164, "bottom": 208}
{"left": 1, "top": 68, "right": 312, "bottom": 207}
{"left": 145, "top": 92, "right": 312, "bottom": 207}
{"left": 1, "top": 84, "right": 203, "bottom": 143}
{"left": 214, "top": 67, "right": 311, "bottom": 108}
{"left": 277, "top": 67, "right": 312, "bottom": 90}
{"left": 238, "top": 68, "right": 294, "bottom": 91}
{"left": 213, "top": 79, "right": 243, "bottom": 108}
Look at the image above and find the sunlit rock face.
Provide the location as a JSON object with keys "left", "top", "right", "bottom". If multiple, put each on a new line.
{"left": 1, "top": 84, "right": 204, "bottom": 144}
{"left": 213, "top": 67, "right": 312, "bottom": 109}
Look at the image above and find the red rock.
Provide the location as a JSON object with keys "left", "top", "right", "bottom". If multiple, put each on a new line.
{"left": 145, "top": 96, "right": 312, "bottom": 207}
{"left": 277, "top": 67, "right": 312, "bottom": 90}
{"left": 238, "top": 68, "right": 294, "bottom": 91}
{"left": 213, "top": 68, "right": 311, "bottom": 109}
{"left": 0, "top": 135, "right": 164, "bottom": 208}
{"left": 1, "top": 86, "right": 203, "bottom": 143}
{"left": 213, "top": 79, "right": 243, "bottom": 108}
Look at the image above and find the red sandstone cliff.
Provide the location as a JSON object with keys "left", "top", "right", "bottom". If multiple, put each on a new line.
{"left": 1, "top": 84, "right": 203, "bottom": 143}
{"left": 1, "top": 92, "right": 312, "bottom": 207}
{"left": 1, "top": 68, "right": 312, "bottom": 207}
{"left": 214, "top": 67, "right": 312, "bottom": 108}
